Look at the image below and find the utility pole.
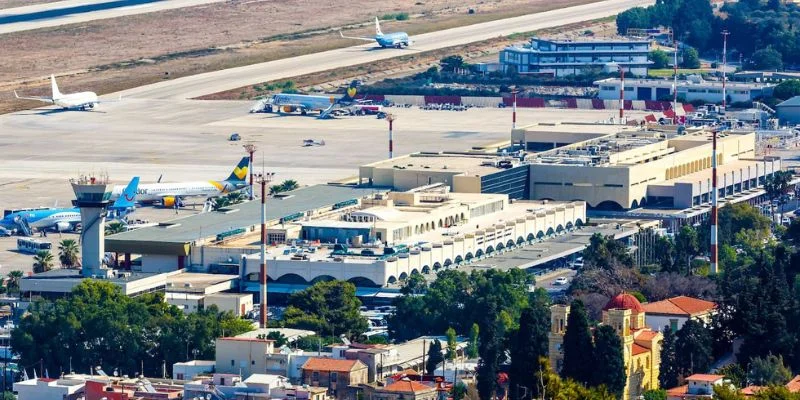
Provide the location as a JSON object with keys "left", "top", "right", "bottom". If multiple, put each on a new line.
{"left": 511, "top": 87, "right": 518, "bottom": 130}
{"left": 710, "top": 128, "right": 719, "bottom": 275}
{"left": 243, "top": 144, "right": 256, "bottom": 201}
{"left": 387, "top": 114, "right": 396, "bottom": 159}
{"left": 618, "top": 65, "right": 625, "bottom": 122}
{"left": 256, "top": 171, "right": 275, "bottom": 328}
{"left": 673, "top": 35, "right": 679, "bottom": 125}
{"left": 721, "top": 30, "right": 729, "bottom": 112}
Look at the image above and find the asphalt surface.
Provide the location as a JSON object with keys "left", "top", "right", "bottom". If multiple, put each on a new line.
{"left": 0, "top": 0, "right": 228, "bottom": 35}
{"left": 117, "top": 0, "right": 654, "bottom": 100}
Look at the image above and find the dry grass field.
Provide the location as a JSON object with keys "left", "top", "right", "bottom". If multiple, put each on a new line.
{"left": 0, "top": 0, "right": 598, "bottom": 113}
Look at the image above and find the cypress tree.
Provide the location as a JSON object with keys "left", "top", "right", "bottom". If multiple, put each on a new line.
{"left": 561, "top": 299, "right": 594, "bottom": 385}
{"left": 591, "top": 325, "right": 626, "bottom": 397}
{"left": 477, "top": 301, "right": 503, "bottom": 400}
{"left": 659, "top": 326, "right": 679, "bottom": 389}
{"left": 509, "top": 306, "right": 550, "bottom": 400}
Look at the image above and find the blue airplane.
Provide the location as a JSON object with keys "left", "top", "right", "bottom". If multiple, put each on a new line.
{"left": 0, "top": 177, "right": 139, "bottom": 234}
{"left": 339, "top": 17, "right": 411, "bottom": 48}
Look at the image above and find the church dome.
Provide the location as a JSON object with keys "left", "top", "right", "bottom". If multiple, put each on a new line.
{"left": 603, "top": 293, "right": 644, "bottom": 313}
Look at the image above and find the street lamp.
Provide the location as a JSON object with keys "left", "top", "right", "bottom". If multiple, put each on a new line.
{"left": 255, "top": 171, "right": 275, "bottom": 328}
{"left": 386, "top": 114, "right": 396, "bottom": 159}
{"left": 242, "top": 144, "right": 257, "bottom": 201}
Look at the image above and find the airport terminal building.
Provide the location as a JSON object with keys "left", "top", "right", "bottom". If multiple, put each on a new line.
{"left": 500, "top": 36, "right": 652, "bottom": 77}
{"left": 595, "top": 76, "right": 775, "bottom": 104}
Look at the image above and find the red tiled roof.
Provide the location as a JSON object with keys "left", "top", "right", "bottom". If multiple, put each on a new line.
{"left": 302, "top": 358, "right": 363, "bottom": 373}
{"left": 741, "top": 386, "right": 765, "bottom": 396}
{"left": 632, "top": 343, "right": 649, "bottom": 356}
{"left": 604, "top": 293, "right": 645, "bottom": 313}
{"left": 666, "top": 385, "right": 688, "bottom": 396}
{"left": 687, "top": 374, "right": 725, "bottom": 382}
{"left": 635, "top": 330, "right": 659, "bottom": 341}
{"left": 384, "top": 380, "right": 435, "bottom": 393}
{"left": 786, "top": 375, "right": 800, "bottom": 392}
{"left": 642, "top": 296, "right": 716, "bottom": 317}
{"left": 218, "top": 337, "right": 273, "bottom": 343}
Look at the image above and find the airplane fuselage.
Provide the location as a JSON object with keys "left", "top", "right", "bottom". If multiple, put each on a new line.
{"left": 376, "top": 32, "right": 410, "bottom": 48}
{"left": 269, "top": 93, "right": 338, "bottom": 114}
{"left": 0, "top": 208, "right": 81, "bottom": 231}
{"left": 54, "top": 91, "right": 99, "bottom": 110}
{"left": 110, "top": 181, "right": 244, "bottom": 202}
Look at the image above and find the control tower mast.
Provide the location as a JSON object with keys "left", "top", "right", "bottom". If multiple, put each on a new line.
{"left": 71, "top": 174, "right": 113, "bottom": 278}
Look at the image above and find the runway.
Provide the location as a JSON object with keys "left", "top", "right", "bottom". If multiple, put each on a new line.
{"left": 118, "top": 0, "right": 653, "bottom": 100}
{"left": 0, "top": 0, "right": 228, "bottom": 35}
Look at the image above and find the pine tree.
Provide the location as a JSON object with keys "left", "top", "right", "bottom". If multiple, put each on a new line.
{"left": 477, "top": 302, "right": 503, "bottom": 400}
{"left": 591, "top": 325, "right": 626, "bottom": 398}
{"left": 561, "top": 300, "right": 594, "bottom": 385}
{"left": 509, "top": 306, "right": 550, "bottom": 400}
{"left": 426, "top": 339, "right": 444, "bottom": 375}
{"left": 659, "top": 326, "right": 679, "bottom": 389}
{"left": 675, "top": 320, "right": 713, "bottom": 378}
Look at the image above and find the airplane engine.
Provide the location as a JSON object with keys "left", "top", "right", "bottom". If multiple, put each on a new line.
{"left": 88, "top": 103, "right": 95, "bottom": 109}
{"left": 162, "top": 196, "right": 176, "bottom": 208}
{"left": 55, "top": 222, "right": 72, "bottom": 232}
{"left": 282, "top": 106, "right": 296, "bottom": 113}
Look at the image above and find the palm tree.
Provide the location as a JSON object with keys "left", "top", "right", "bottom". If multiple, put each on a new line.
{"left": 225, "top": 191, "right": 246, "bottom": 205}
{"left": 58, "top": 239, "right": 80, "bottom": 268}
{"left": 105, "top": 221, "right": 126, "bottom": 236}
{"left": 6, "top": 270, "right": 23, "bottom": 294}
{"left": 32, "top": 250, "right": 55, "bottom": 274}
{"left": 280, "top": 179, "right": 299, "bottom": 192}
{"left": 212, "top": 197, "right": 230, "bottom": 211}
{"left": 765, "top": 170, "right": 793, "bottom": 224}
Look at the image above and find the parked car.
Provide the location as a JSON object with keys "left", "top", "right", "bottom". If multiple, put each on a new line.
{"left": 229, "top": 133, "right": 241, "bottom": 141}
{"left": 553, "top": 277, "right": 570, "bottom": 286}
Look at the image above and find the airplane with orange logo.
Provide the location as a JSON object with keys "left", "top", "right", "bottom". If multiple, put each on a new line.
{"left": 109, "top": 157, "right": 249, "bottom": 207}
{"left": 249, "top": 80, "right": 366, "bottom": 118}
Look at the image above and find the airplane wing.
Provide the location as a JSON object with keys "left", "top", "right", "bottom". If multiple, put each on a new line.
{"left": 13, "top": 91, "right": 53, "bottom": 103}
{"left": 339, "top": 31, "right": 377, "bottom": 42}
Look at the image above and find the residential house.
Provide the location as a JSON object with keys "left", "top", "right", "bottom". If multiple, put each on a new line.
{"left": 666, "top": 374, "right": 725, "bottom": 400}
{"left": 173, "top": 360, "right": 215, "bottom": 381}
{"left": 361, "top": 379, "right": 439, "bottom": 400}
{"left": 14, "top": 377, "right": 85, "bottom": 400}
{"left": 301, "top": 358, "right": 369, "bottom": 400}
{"left": 642, "top": 296, "right": 717, "bottom": 332}
{"left": 215, "top": 337, "right": 276, "bottom": 378}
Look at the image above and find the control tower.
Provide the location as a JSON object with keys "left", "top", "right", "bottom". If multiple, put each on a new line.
{"left": 71, "top": 175, "right": 113, "bottom": 278}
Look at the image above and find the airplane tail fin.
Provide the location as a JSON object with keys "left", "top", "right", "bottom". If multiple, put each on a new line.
{"left": 339, "top": 80, "right": 360, "bottom": 103}
{"left": 50, "top": 74, "right": 62, "bottom": 99}
{"left": 111, "top": 177, "right": 140, "bottom": 209}
{"left": 226, "top": 157, "right": 250, "bottom": 183}
{"left": 375, "top": 17, "right": 383, "bottom": 36}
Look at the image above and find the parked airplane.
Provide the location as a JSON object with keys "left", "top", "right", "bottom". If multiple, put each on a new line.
{"left": 110, "top": 157, "right": 249, "bottom": 207}
{"left": 249, "top": 81, "right": 363, "bottom": 118}
{"left": 0, "top": 177, "right": 140, "bottom": 234}
{"left": 340, "top": 17, "right": 411, "bottom": 48}
{"left": 14, "top": 74, "right": 112, "bottom": 111}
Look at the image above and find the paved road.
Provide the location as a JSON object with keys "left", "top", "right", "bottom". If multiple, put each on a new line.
{"left": 0, "top": 0, "right": 228, "bottom": 35}
{"left": 119, "top": 0, "right": 654, "bottom": 100}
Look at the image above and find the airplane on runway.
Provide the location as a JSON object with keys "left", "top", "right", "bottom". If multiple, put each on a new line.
{"left": 250, "top": 80, "right": 365, "bottom": 118}
{"left": 14, "top": 74, "right": 113, "bottom": 111}
{"left": 110, "top": 157, "right": 249, "bottom": 207}
{"left": 340, "top": 17, "right": 411, "bottom": 48}
{"left": 0, "top": 177, "right": 140, "bottom": 234}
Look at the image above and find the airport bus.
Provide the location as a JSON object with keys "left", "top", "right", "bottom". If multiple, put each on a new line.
{"left": 16, "top": 238, "right": 51, "bottom": 254}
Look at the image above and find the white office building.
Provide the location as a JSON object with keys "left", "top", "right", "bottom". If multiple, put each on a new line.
{"left": 595, "top": 75, "right": 775, "bottom": 103}
{"left": 500, "top": 36, "right": 652, "bottom": 77}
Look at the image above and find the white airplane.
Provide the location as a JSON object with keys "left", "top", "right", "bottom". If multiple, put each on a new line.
{"left": 109, "top": 157, "right": 250, "bottom": 207}
{"left": 14, "top": 74, "right": 109, "bottom": 111}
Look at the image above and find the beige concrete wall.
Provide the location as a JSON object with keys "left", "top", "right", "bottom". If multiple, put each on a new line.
{"left": 452, "top": 175, "right": 481, "bottom": 193}
{"left": 215, "top": 338, "right": 274, "bottom": 378}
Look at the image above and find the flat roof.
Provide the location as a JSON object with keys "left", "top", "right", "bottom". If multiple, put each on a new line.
{"left": 516, "top": 122, "right": 633, "bottom": 135}
{"left": 596, "top": 77, "right": 775, "bottom": 89}
{"left": 365, "top": 152, "right": 520, "bottom": 176}
{"left": 106, "top": 185, "right": 385, "bottom": 254}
